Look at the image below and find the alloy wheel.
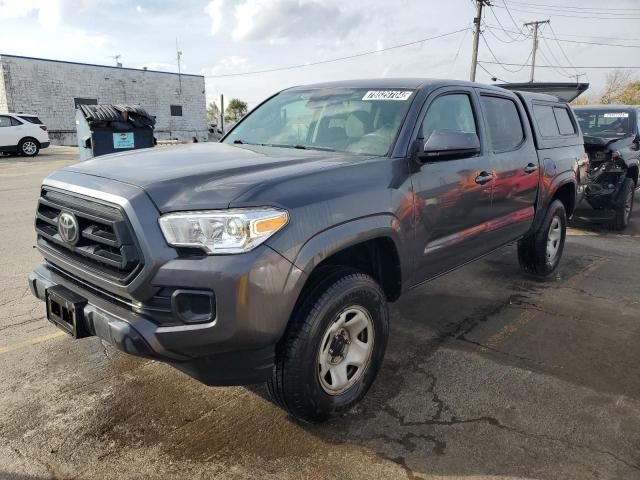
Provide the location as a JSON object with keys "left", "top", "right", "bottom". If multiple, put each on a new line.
{"left": 22, "top": 141, "right": 37, "bottom": 155}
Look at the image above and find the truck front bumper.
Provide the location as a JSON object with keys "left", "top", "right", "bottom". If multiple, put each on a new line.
{"left": 29, "top": 245, "right": 307, "bottom": 385}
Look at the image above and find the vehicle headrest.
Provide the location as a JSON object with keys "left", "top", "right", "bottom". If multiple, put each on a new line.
{"left": 345, "top": 110, "right": 371, "bottom": 138}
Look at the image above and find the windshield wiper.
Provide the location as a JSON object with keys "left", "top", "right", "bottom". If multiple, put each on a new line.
{"left": 264, "top": 143, "right": 335, "bottom": 152}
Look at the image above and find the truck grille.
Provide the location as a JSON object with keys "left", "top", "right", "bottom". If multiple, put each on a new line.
{"left": 35, "top": 187, "right": 143, "bottom": 284}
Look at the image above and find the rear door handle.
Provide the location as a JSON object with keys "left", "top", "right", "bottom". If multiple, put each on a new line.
{"left": 475, "top": 171, "right": 493, "bottom": 185}
{"left": 523, "top": 163, "right": 538, "bottom": 174}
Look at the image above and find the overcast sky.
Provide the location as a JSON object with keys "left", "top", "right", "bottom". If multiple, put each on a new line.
{"left": 1, "top": 0, "right": 639, "bottom": 108}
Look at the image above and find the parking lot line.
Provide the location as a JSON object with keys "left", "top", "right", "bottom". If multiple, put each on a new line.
{"left": 481, "top": 256, "right": 607, "bottom": 351}
{"left": 0, "top": 330, "right": 66, "bottom": 355}
{"left": 481, "top": 309, "right": 538, "bottom": 352}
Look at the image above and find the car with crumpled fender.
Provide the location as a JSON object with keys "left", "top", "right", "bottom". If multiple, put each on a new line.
{"left": 573, "top": 105, "right": 639, "bottom": 230}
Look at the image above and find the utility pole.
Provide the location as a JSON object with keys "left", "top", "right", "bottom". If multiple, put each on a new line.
{"left": 524, "top": 20, "right": 549, "bottom": 82}
{"left": 470, "top": 0, "right": 490, "bottom": 82}
{"left": 572, "top": 73, "right": 586, "bottom": 84}
{"left": 176, "top": 38, "right": 183, "bottom": 95}
{"left": 220, "top": 94, "right": 224, "bottom": 133}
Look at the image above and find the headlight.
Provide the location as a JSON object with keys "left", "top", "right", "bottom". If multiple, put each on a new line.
{"left": 159, "top": 208, "right": 288, "bottom": 254}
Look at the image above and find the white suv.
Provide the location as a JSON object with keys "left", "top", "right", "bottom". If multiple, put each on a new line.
{"left": 0, "top": 113, "right": 50, "bottom": 157}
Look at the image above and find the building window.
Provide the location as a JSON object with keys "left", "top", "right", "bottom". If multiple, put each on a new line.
{"left": 74, "top": 98, "right": 98, "bottom": 108}
{"left": 170, "top": 105, "right": 183, "bottom": 116}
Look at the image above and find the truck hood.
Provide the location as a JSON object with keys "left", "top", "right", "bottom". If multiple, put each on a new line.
{"left": 583, "top": 134, "right": 629, "bottom": 148}
{"left": 63, "top": 143, "right": 372, "bottom": 212}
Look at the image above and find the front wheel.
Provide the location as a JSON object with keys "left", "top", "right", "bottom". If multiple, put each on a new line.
{"left": 267, "top": 267, "right": 389, "bottom": 423}
{"left": 612, "top": 177, "right": 635, "bottom": 231}
{"left": 518, "top": 199, "right": 567, "bottom": 277}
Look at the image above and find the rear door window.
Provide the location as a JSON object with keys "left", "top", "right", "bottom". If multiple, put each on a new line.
{"left": 19, "top": 116, "right": 43, "bottom": 124}
{"left": 0, "top": 116, "right": 11, "bottom": 128}
{"left": 533, "top": 105, "right": 559, "bottom": 137}
{"left": 480, "top": 95, "right": 524, "bottom": 152}
{"left": 553, "top": 107, "right": 576, "bottom": 135}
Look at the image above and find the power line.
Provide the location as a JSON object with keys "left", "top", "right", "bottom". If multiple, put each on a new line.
{"left": 537, "top": 31, "right": 640, "bottom": 42}
{"left": 500, "top": 0, "right": 528, "bottom": 35}
{"left": 493, "top": 4, "right": 640, "bottom": 20}
{"left": 483, "top": 24, "right": 640, "bottom": 48}
{"left": 482, "top": 20, "right": 521, "bottom": 44}
{"left": 537, "top": 38, "right": 576, "bottom": 78}
{"left": 480, "top": 32, "right": 531, "bottom": 73}
{"left": 204, "top": 27, "right": 470, "bottom": 78}
{"left": 536, "top": 24, "right": 575, "bottom": 78}
{"left": 478, "top": 60, "right": 640, "bottom": 69}
{"left": 547, "top": 22, "right": 581, "bottom": 77}
{"left": 506, "top": 0, "right": 640, "bottom": 13}
{"left": 487, "top": 5, "right": 529, "bottom": 42}
{"left": 450, "top": 24, "right": 471, "bottom": 75}
{"left": 476, "top": 62, "right": 509, "bottom": 83}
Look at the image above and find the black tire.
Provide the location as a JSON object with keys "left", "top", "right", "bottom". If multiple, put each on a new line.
{"left": 267, "top": 266, "right": 389, "bottom": 423}
{"left": 518, "top": 199, "right": 567, "bottom": 277}
{"left": 18, "top": 138, "right": 40, "bottom": 157}
{"left": 612, "top": 178, "right": 635, "bottom": 231}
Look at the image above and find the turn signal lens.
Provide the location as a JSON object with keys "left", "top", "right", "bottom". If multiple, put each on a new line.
{"left": 254, "top": 214, "right": 288, "bottom": 234}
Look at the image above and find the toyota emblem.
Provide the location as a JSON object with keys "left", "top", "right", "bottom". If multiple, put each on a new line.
{"left": 58, "top": 212, "right": 79, "bottom": 245}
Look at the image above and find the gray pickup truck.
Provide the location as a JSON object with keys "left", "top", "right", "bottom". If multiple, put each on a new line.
{"left": 29, "top": 79, "right": 583, "bottom": 422}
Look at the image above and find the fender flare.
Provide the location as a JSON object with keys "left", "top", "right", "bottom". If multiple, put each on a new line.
{"left": 291, "top": 214, "right": 409, "bottom": 284}
{"left": 531, "top": 171, "right": 577, "bottom": 233}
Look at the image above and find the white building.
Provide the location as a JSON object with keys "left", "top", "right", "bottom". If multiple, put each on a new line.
{"left": 0, "top": 54, "right": 207, "bottom": 145}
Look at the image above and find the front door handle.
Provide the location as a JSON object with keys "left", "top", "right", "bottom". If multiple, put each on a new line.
{"left": 475, "top": 171, "right": 493, "bottom": 185}
{"left": 523, "top": 163, "right": 538, "bottom": 174}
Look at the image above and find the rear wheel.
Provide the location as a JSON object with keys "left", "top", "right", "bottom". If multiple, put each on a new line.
{"left": 612, "top": 178, "right": 635, "bottom": 231}
{"left": 518, "top": 199, "right": 567, "bottom": 277}
{"left": 18, "top": 138, "right": 40, "bottom": 157}
{"left": 267, "top": 267, "right": 389, "bottom": 423}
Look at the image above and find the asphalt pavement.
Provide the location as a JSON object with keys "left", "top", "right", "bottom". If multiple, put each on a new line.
{"left": 1, "top": 146, "right": 639, "bottom": 479}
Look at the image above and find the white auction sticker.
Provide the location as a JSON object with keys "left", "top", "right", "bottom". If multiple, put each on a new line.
{"left": 603, "top": 112, "right": 629, "bottom": 118}
{"left": 362, "top": 90, "right": 413, "bottom": 101}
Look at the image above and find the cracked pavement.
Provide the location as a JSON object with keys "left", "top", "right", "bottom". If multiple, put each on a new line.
{"left": 1, "top": 147, "right": 639, "bottom": 479}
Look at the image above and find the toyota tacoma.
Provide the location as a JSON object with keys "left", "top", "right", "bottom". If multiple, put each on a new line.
{"left": 29, "top": 79, "right": 583, "bottom": 422}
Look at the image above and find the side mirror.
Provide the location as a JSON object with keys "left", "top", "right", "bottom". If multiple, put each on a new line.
{"left": 418, "top": 129, "right": 480, "bottom": 162}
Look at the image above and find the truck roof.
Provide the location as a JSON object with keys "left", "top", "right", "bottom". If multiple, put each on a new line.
{"left": 286, "top": 78, "right": 510, "bottom": 94}
{"left": 510, "top": 91, "right": 562, "bottom": 104}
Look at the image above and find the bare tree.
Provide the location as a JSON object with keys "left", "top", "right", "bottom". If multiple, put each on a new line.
{"left": 599, "top": 70, "right": 636, "bottom": 105}
{"left": 571, "top": 69, "right": 640, "bottom": 106}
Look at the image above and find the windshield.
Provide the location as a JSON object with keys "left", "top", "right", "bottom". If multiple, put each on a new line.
{"left": 575, "top": 109, "right": 634, "bottom": 138}
{"left": 223, "top": 87, "right": 415, "bottom": 156}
